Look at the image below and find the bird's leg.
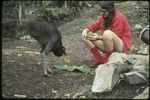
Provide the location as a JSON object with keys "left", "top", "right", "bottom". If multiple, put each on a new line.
{"left": 47, "top": 66, "right": 54, "bottom": 74}
{"left": 42, "top": 39, "right": 56, "bottom": 76}
{"left": 42, "top": 52, "right": 51, "bottom": 77}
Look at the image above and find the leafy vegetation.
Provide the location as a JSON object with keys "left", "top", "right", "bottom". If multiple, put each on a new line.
{"left": 2, "top": 1, "right": 99, "bottom": 39}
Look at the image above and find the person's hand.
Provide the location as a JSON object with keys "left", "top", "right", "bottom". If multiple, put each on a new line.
{"left": 82, "top": 28, "right": 90, "bottom": 38}
{"left": 87, "top": 33, "right": 103, "bottom": 41}
{"left": 87, "top": 33, "right": 98, "bottom": 40}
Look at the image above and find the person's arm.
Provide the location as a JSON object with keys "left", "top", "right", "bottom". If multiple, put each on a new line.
{"left": 111, "top": 13, "right": 125, "bottom": 37}
{"left": 87, "top": 16, "right": 102, "bottom": 32}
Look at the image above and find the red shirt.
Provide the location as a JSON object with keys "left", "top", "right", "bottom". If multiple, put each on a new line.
{"left": 87, "top": 11, "right": 132, "bottom": 53}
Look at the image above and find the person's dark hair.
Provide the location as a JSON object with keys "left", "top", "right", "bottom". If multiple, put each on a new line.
{"left": 100, "top": 1, "right": 115, "bottom": 14}
{"left": 100, "top": 1, "right": 115, "bottom": 29}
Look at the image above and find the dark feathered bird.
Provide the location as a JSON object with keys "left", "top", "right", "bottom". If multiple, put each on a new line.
{"left": 26, "top": 19, "right": 66, "bottom": 76}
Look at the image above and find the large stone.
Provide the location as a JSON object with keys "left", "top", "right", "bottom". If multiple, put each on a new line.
{"left": 133, "top": 87, "right": 149, "bottom": 99}
{"left": 137, "top": 70, "right": 149, "bottom": 80}
{"left": 92, "top": 64, "right": 120, "bottom": 93}
{"left": 91, "top": 52, "right": 149, "bottom": 93}
{"left": 92, "top": 63, "right": 133, "bottom": 93}
{"left": 124, "top": 71, "right": 147, "bottom": 84}
{"left": 128, "top": 54, "right": 149, "bottom": 66}
{"left": 107, "top": 52, "right": 127, "bottom": 64}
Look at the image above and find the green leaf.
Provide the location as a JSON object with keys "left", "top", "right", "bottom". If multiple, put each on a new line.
{"left": 77, "top": 65, "right": 94, "bottom": 74}
{"left": 54, "top": 64, "right": 94, "bottom": 74}
{"left": 54, "top": 64, "right": 76, "bottom": 72}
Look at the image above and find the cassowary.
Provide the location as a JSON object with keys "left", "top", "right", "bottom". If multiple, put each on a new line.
{"left": 27, "top": 20, "right": 66, "bottom": 77}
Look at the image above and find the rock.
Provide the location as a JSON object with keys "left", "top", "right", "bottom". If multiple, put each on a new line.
{"left": 18, "top": 53, "right": 22, "bottom": 57}
{"left": 19, "top": 35, "right": 36, "bottom": 42}
{"left": 92, "top": 62, "right": 133, "bottom": 93}
{"left": 107, "top": 52, "right": 127, "bottom": 64}
{"left": 19, "top": 35, "right": 31, "bottom": 40}
{"left": 137, "top": 70, "right": 149, "bottom": 80}
{"left": 3, "top": 50, "right": 14, "bottom": 55}
{"left": 91, "top": 52, "right": 149, "bottom": 93}
{"left": 133, "top": 65, "right": 146, "bottom": 71}
{"left": 16, "top": 46, "right": 26, "bottom": 49}
{"left": 137, "top": 46, "right": 149, "bottom": 55}
{"left": 127, "top": 54, "right": 149, "bottom": 66}
{"left": 14, "top": 94, "right": 27, "bottom": 98}
{"left": 72, "top": 86, "right": 87, "bottom": 99}
{"left": 124, "top": 71, "right": 147, "bottom": 85}
{"left": 92, "top": 64, "right": 119, "bottom": 93}
{"left": 116, "top": 63, "right": 133, "bottom": 74}
{"left": 25, "top": 51, "right": 40, "bottom": 56}
{"left": 133, "top": 87, "right": 149, "bottom": 99}
{"left": 134, "top": 24, "right": 142, "bottom": 30}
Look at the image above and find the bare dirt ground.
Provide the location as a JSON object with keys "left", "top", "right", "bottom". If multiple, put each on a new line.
{"left": 2, "top": 1, "right": 149, "bottom": 99}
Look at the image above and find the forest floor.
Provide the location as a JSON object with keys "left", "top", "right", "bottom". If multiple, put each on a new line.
{"left": 2, "top": 1, "right": 149, "bottom": 99}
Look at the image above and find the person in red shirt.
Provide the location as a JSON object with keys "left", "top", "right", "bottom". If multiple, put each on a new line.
{"left": 81, "top": 1, "right": 132, "bottom": 68}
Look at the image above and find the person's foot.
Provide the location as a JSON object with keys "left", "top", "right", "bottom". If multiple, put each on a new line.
{"left": 90, "top": 56, "right": 108, "bottom": 68}
{"left": 90, "top": 59, "right": 101, "bottom": 68}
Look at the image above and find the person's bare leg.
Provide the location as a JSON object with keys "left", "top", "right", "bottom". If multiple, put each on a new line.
{"left": 92, "top": 40, "right": 105, "bottom": 52}
{"left": 81, "top": 36, "right": 95, "bottom": 49}
{"left": 102, "top": 30, "right": 123, "bottom": 52}
{"left": 81, "top": 30, "right": 123, "bottom": 67}
{"left": 86, "top": 30, "right": 123, "bottom": 52}
{"left": 101, "top": 30, "right": 123, "bottom": 62}
{"left": 81, "top": 36, "right": 105, "bottom": 50}
{"left": 102, "top": 30, "right": 114, "bottom": 51}
{"left": 81, "top": 36, "right": 105, "bottom": 68}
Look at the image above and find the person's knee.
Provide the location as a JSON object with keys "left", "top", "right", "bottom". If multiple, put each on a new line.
{"left": 103, "top": 30, "right": 113, "bottom": 40}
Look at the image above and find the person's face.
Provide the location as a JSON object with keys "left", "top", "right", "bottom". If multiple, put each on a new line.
{"left": 100, "top": 9, "right": 110, "bottom": 18}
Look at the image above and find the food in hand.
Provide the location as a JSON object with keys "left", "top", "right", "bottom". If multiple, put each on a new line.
{"left": 86, "top": 32, "right": 98, "bottom": 40}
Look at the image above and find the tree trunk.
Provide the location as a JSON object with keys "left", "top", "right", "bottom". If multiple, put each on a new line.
{"left": 79, "top": 1, "right": 83, "bottom": 7}
{"left": 64, "top": 1, "right": 67, "bottom": 8}
{"left": 18, "top": 2, "right": 22, "bottom": 27}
